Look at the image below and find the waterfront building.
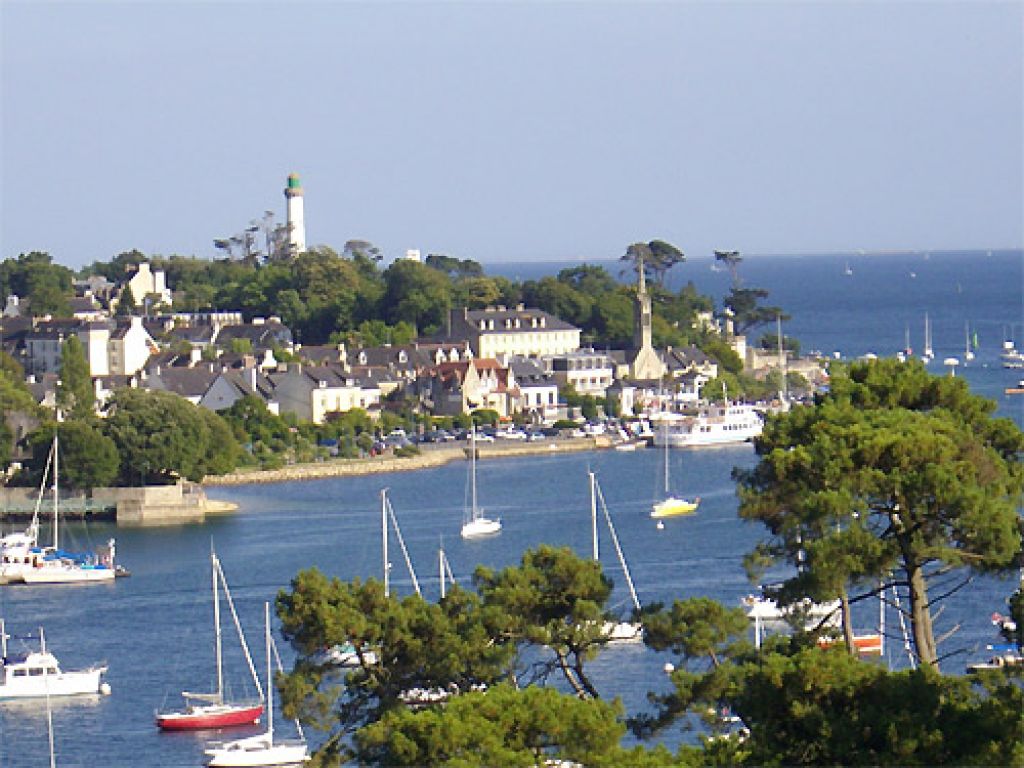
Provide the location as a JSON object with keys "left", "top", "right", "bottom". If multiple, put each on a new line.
{"left": 443, "top": 305, "right": 580, "bottom": 359}
{"left": 546, "top": 349, "right": 615, "bottom": 399}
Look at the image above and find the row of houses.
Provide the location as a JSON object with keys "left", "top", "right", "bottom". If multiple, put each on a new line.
{"left": 2, "top": 303, "right": 720, "bottom": 426}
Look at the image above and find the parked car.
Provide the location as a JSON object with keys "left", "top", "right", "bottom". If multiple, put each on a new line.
{"left": 473, "top": 432, "right": 495, "bottom": 443}
{"left": 496, "top": 429, "right": 527, "bottom": 440}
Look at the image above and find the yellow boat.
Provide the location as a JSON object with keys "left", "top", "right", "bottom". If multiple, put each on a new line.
{"left": 651, "top": 495, "right": 700, "bottom": 518}
{"left": 651, "top": 416, "right": 700, "bottom": 519}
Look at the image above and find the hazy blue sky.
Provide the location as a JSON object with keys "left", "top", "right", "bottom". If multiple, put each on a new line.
{"left": 2, "top": 1, "right": 1021, "bottom": 269}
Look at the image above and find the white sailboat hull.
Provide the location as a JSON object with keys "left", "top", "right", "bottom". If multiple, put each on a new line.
{"left": 20, "top": 564, "right": 115, "bottom": 584}
{"left": 205, "top": 735, "right": 310, "bottom": 766}
{"left": 460, "top": 517, "right": 501, "bottom": 539}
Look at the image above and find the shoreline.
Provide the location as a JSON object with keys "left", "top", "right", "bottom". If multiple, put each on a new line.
{"left": 203, "top": 437, "right": 614, "bottom": 487}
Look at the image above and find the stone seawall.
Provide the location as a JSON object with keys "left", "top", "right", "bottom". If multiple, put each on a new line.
{"left": 204, "top": 438, "right": 608, "bottom": 487}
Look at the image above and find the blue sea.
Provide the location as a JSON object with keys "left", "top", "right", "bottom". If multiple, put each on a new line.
{"left": 0, "top": 250, "right": 1021, "bottom": 766}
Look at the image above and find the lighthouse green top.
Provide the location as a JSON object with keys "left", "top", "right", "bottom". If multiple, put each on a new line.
{"left": 287, "top": 173, "right": 302, "bottom": 189}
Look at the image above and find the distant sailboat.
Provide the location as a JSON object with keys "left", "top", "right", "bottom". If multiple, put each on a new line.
{"left": 964, "top": 322, "right": 975, "bottom": 362}
{"left": 460, "top": 427, "right": 501, "bottom": 539}
{"left": 921, "top": 313, "right": 934, "bottom": 363}
{"left": 843, "top": 261, "right": 853, "bottom": 276}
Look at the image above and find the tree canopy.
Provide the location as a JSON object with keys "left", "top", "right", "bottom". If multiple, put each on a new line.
{"left": 735, "top": 359, "right": 1024, "bottom": 668}
{"left": 102, "top": 389, "right": 240, "bottom": 484}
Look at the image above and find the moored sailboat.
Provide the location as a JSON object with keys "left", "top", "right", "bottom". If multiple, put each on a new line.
{"left": 651, "top": 417, "right": 699, "bottom": 518}
{"left": 155, "top": 550, "right": 264, "bottom": 730}
{"left": 17, "top": 430, "right": 118, "bottom": 585}
{"left": 203, "top": 603, "right": 310, "bottom": 766}
{"left": 460, "top": 426, "right": 501, "bottom": 539}
{"left": 590, "top": 472, "right": 643, "bottom": 643}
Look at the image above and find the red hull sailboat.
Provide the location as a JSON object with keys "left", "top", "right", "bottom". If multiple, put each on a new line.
{"left": 156, "top": 550, "right": 264, "bottom": 731}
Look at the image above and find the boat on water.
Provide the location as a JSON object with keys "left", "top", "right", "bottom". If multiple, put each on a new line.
{"left": 651, "top": 403, "right": 763, "bottom": 449}
{"left": 156, "top": 550, "right": 264, "bottom": 730}
{"left": 964, "top": 322, "right": 976, "bottom": 362}
{"left": 921, "top": 312, "right": 934, "bottom": 363}
{"left": 204, "top": 603, "right": 309, "bottom": 766}
{"left": 589, "top": 472, "right": 643, "bottom": 643}
{"left": 0, "top": 621, "right": 109, "bottom": 699}
{"left": 1005, "top": 380, "right": 1024, "bottom": 395}
{"left": 651, "top": 418, "right": 699, "bottom": 518}
{"left": 10, "top": 431, "right": 120, "bottom": 586}
{"left": 1000, "top": 340, "right": 1024, "bottom": 369}
{"left": 460, "top": 426, "right": 501, "bottom": 539}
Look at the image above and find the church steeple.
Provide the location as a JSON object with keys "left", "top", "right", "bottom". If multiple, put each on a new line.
{"left": 634, "top": 257, "right": 652, "bottom": 352}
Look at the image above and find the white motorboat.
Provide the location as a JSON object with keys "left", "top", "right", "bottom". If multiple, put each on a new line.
{"left": 204, "top": 603, "right": 309, "bottom": 766}
{"left": 460, "top": 426, "right": 501, "bottom": 539}
{"left": 0, "top": 621, "right": 109, "bottom": 699}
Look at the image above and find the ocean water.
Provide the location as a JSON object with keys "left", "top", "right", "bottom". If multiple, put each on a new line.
{"left": 0, "top": 250, "right": 1021, "bottom": 766}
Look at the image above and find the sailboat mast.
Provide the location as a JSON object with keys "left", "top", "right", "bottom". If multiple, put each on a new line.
{"left": 439, "top": 548, "right": 445, "bottom": 600}
{"left": 52, "top": 430, "right": 59, "bottom": 552}
{"left": 776, "top": 315, "right": 787, "bottom": 401}
{"left": 213, "top": 552, "right": 224, "bottom": 704}
{"left": 589, "top": 471, "right": 598, "bottom": 561}
{"left": 264, "top": 602, "right": 273, "bottom": 746}
{"left": 470, "top": 426, "right": 478, "bottom": 520}
{"left": 382, "top": 489, "right": 389, "bottom": 598}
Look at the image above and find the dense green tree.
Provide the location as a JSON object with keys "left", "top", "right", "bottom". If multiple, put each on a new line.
{"left": 381, "top": 260, "right": 452, "bottom": 335}
{"left": 276, "top": 572, "right": 513, "bottom": 764}
{"left": 0, "top": 251, "right": 73, "bottom": 316}
{"left": 736, "top": 359, "right": 1024, "bottom": 668}
{"left": 451, "top": 276, "right": 502, "bottom": 309}
{"left": 103, "top": 389, "right": 239, "bottom": 484}
{"left": 521, "top": 277, "right": 594, "bottom": 329}
{"left": 474, "top": 546, "right": 618, "bottom": 699}
{"left": 0, "top": 352, "right": 39, "bottom": 467}
{"left": 332, "top": 320, "right": 416, "bottom": 349}
{"left": 23, "top": 421, "right": 119, "bottom": 490}
{"left": 355, "top": 683, "right": 629, "bottom": 767}
{"left": 57, "top": 335, "right": 94, "bottom": 420}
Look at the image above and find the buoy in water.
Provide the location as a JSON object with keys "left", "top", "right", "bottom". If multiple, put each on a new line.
{"left": 656, "top": 521, "right": 665, "bottom": 530}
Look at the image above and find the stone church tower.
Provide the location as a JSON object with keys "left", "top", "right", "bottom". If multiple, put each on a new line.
{"left": 629, "top": 259, "right": 665, "bottom": 380}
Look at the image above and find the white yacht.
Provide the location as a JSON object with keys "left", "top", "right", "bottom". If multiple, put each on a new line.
{"left": 0, "top": 621, "right": 109, "bottom": 699}
{"left": 652, "top": 404, "right": 763, "bottom": 448}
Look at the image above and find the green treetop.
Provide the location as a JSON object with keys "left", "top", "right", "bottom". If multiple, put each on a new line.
{"left": 735, "top": 359, "right": 1024, "bottom": 668}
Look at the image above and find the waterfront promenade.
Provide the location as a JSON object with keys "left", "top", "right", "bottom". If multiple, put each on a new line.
{"left": 204, "top": 436, "right": 609, "bottom": 487}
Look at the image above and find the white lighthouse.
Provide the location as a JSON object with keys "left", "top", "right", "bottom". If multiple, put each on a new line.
{"left": 284, "top": 172, "right": 306, "bottom": 255}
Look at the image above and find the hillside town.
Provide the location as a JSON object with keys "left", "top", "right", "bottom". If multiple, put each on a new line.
{"left": 0, "top": 252, "right": 824, "bottom": 450}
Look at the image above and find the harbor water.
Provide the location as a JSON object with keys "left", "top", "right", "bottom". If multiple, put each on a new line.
{"left": 1, "top": 249, "right": 1021, "bottom": 766}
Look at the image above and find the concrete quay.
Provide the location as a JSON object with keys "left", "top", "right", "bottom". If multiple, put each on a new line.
{"left": 204, "top": 436, "right": 608, "bottom": 487}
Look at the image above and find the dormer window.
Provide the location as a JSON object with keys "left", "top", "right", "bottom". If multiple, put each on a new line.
{"left": 398, "top": 350, "right": 407, "bottom": 363}
{"left": 359, "top": 351, "right": 367, "bottom": 364}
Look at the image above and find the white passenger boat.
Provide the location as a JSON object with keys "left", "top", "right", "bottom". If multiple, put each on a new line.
{"left": 0, "top": 621, "right": 109, "bottom": 699}
{"left": 652, "top": 404, "right": 763, "bottom": 448}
